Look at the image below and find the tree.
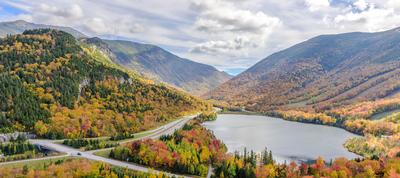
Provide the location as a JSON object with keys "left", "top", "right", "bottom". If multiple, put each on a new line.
{"left": 34, "top": 121, "right": 48, "bottom": 137}
{"left": 22, "top": 165, "right": 29, "bottom": 175}
{"left": 199, "top": 146, "right": 210, "bottom": 163}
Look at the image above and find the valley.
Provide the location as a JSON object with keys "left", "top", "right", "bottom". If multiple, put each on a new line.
{"left": 205, "top": 27, "right": 400, "bottom": 167}
{"left": 0, "top": 15, "right": 399, "bottom": 178}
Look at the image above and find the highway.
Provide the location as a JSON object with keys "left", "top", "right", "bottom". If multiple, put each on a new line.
{"left": 0, "top": 114, "right": 198, "bottom": 178}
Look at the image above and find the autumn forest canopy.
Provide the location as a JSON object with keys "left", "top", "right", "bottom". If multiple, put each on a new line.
{"left": 0, "top": 29, "right": 211, "bottom": 138}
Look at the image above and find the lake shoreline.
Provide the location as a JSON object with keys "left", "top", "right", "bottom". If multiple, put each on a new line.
{"left": 218, "top": 111, "right": 365, "bottom": 160}
{"left": 219, "top": 110, "right": 364, "bottom": 136}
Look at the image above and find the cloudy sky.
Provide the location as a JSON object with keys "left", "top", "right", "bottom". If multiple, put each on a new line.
{"left": 1, "top": 0, "right": 400, "bottom": 75}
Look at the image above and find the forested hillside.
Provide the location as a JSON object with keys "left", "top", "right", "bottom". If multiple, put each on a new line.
{"left": 82, "top": 38, "right": 232, "bottom": 96}
{"left": 206, "top": 28, "right": 400, "bottom": 158}
{"left": 0, "top": 29, "right": 211, "bottom": 138}
{"left": 0, "top": 20, "right": 232, "bottom": 96}
{"left": 206, "top": 28, "right": 400, "bottom": 112}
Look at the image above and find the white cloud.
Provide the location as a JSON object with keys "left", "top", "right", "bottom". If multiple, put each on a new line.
{"left": 193, "top": 0, "right": 280, "bottom": 34}
{"left": 305, "top": 0, "right": 330, "bottom": 11}
{"left": 354, "top": 0, "right": 369, "bottom": 11}
{"left": 190, "top": 0, "right": 281, "bottom": 56}
{"left": 1, "top": 0, "right": 400, "bottom": 73}
{"left": 386, "top": 0, "right": 400, "bottom": 9}
{"left": 37, "top": 3, "right": 83, "bottom": 19}
{"left": 82, "top": 16, "right": 144, "bottom": 35}
{"left": 85, "top": 18, "right": 108, "bottom": 34}
{"left": 333, "top": 3, "right": 400, "bottom": 32}
{"left": 191, "top": 36, "right": 254, "bottom": 54}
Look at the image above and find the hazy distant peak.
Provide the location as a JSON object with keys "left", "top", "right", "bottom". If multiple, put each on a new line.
{"left": 0, "top": 20, "right": 87, "bottom": 38}
{"left": 9, "top": 20, "right": 28, "bottom": 25}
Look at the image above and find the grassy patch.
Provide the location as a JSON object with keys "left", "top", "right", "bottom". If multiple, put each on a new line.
{"left": 133, "top": 131, "right": 153, "bottom": 139}
{"left": 93, "top": 149, "right": 111, "bottom": 158}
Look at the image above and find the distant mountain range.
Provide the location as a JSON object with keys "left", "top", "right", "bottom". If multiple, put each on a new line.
{"left": 0, "top": 20, "right": 231, "bottom": 96}
{"left": 0, "top": 20, "right": 87, "bottom": 38}
{"left": 205, "top": 27, "right": 400, "bottom": 111}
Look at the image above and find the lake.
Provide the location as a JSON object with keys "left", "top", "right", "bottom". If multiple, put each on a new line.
{"left": 203, "top": 114, "right": 360, "bottom": 163}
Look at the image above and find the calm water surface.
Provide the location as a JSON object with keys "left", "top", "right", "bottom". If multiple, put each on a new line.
{"left": 203, "top": 114, "right": 360, "bottom": 163}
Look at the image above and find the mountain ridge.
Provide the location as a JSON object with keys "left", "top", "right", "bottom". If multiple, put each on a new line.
{"left": 0, "top": 20, "right": 232, "bottom": 96}
{"left": 205, "top": 27, "right": 400, "bottom": 111}
{"left": 0, "top": 29, "right": 210, "bottom": 138}
{"left": 0, "top": 20, "right": 87, "bottom": 38}
{"left": 84, "top": 37, "right": 232, "bottom": 96}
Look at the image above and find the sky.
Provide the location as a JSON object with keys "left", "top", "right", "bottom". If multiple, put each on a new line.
{"left": 1, "top": 0, "right": 400, "bottom": 75}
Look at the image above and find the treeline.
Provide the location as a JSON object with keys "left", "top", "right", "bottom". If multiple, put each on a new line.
{"left": 0, "top": 140, "right": 46, "bottom": 162}
{"left": 271, "top": 105, "right": 400, "bottom": 138}
{"left": 214, "top": 147, "right": 275, "bottom": 178}
{"left": 194, "top": 112, "right": 217, "bottom": 122}
{"left": 110, "top": 120, "right": 227, "bottom": 176}
{"left": 110, "top": 132, "right": 134, "bottom": 141}
{"left": 0, "top": 158, "right": 169, "bottom": 178}
{"left": 214, "top": 150, "right": 400, "bottom": 178}
{"left": 266, "top": 110, "right": 337, "bottom": 126}
{"left": 219, "top": 155, "right": 400, "bottom": 178}
{"left": 330, "top": 96, "right": 400, "bottom": 119}
{"left": 0, "top": 29, "right": 211, "bottom": 138}
{"left": 0, "top": 150, "right": 39, "bottom": 163}
{"left": 268, "top": 109, "right": 400, "bottom": 159}
{"left": 62, "top": 139, "right": 118, "bottom": 151}
{"left": 0, "top": 142, "right": 36, "bottom": 156}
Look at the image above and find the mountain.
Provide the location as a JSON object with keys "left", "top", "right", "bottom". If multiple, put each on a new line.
{"left": 205, "top": 27, "right": 400, "bottom": 112}
{"left": 0, "top": 20, "right": 232, "bottom": 96}
{"left": 0, "top": 20, "right": 87, "bottom": 38}
{"left": 0, "top": 29, "right": 210, "bottom": 138}
{"left": 82, "top": 38, "right": 232, "bottom": 96}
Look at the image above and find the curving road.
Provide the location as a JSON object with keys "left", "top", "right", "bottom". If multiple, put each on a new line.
{"left": 0, "top": 114, "right": 198, "bottom": 178}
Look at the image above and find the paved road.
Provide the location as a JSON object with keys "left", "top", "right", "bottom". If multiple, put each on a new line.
{"left": 86, "top": 114, "right": 195, "bottom": 154}
{"left": 1, "top": 114, "right": 198, "bottom": 178}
